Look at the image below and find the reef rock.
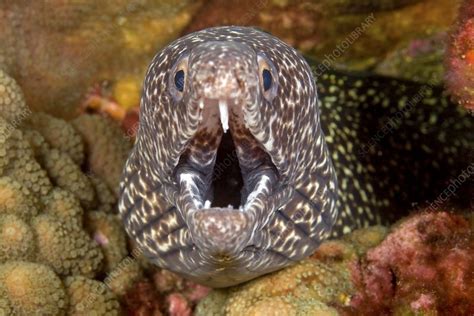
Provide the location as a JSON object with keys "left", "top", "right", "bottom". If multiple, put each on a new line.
{"left": 185, "top": 0, "right": 457, "bottom": 71}
{"left": 445, "top": 0, "right": 474, "bottom": 112}
{"left": 0, "top": 0, "right": 204, "bottom": 118}
{"left": 197, "top": 211, "right": 474, "bottom": 315}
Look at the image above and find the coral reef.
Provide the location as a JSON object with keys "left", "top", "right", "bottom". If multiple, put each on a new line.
{"left": 0, "top": 176, "right": 39, "bottom": 220}
{"left": 0, "top": 1, "right": 460, "bottom": 121}
{"left": 85, "top": 211, "right": 128, "bottom": 272}
{"left": 375, "top": 33, "right": 446, "bottom": 84}
{"left": 26, "top": 112, "right": 85, "bottom": 165}
{"left": 72, "top": 114, "right": 132, "bottom": 196}
{"left": 43, "top": 188, "right": 84, "bottom": 228}
{"left": 185, "top": 0, "right": 457, "bottom": 70}
{"left": 0, "top": 261, "right": 68, "bottom": 315}
{"left": 445, "top": 0, "right": 474, "bottom": 111}
{"left": 0, "top": 215, "right": 35, "bottom": 262}
{"left": 106, "top": 260, "right": 143, "bottom": 297}
{"left": 349, "top": 211, "right": 474, "bottom": 315}
{"left": 196, "top": 211, "right": 474, "bottom": 315}
{"left": 0, "top": 68, "right": 137, "bottom": 314}
{"left": 0, "top": 3, "right": 471, "bottom": 315}
{"left": 0, "top": 116, "right": 53, "bottom": 198}
{"left": 64, "top": 276, "right": 121, "bottom": 315}
{"left": 32, "top": 214, "right": 104, "bottom": 278}
{"left": 31, "top": 136, "right": 96, "bottom": 206}
{"left": 123, "top": 267, "right": 211, "bottom": 316}
{"left": 0, "top": 68, "right": 29, "bottom": 123}
{"left": 0, "top": 1, "right": 204, "bottom": 118}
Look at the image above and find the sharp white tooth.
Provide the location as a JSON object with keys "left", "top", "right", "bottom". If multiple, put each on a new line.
{"left": 218, "top": 99, "right": 229, "bottom": 133}
{"left": 199, "top": 99, "right": 204, "bottom": 109}
{"left": 204, "top": 200, "right": 211, "bottom": 208}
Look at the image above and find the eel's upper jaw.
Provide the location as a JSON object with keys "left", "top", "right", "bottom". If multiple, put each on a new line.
{"left": 172, "top": 96, "right": 281, "bottom": 259}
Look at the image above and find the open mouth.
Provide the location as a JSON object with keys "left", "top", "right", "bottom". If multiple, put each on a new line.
{"left": 174, "top": 97, "right": 279, "bottom": 211}
{"left": 173, "top": 97, "right": 280, "bottom": 256}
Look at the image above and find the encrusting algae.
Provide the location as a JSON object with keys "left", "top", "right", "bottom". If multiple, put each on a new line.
{"left": 0, "top": 68, "right": 135, "bottom": 315}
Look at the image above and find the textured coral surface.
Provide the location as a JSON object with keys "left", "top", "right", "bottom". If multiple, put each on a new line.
{"left": 0, "top": 0, "right": 203, "bottom": 118}
{"left": 0, "top": 69, "right": 133, "bottom": 315}
{"left": 0, "top": 65, "right": 211, "bottom": 316}
{"left": 0, "top": 0, "right": 465, "bottom": 121}
{"left": 445, "top": 0, "right": 474, "bottom": 111}
{"left": 1, "top": 2, "right": 473, "bottom": 315}
{"left": 197, "top": 212, "right": 474, "bottom": 315}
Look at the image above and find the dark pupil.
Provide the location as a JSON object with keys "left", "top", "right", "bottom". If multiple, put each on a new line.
{"left": 174, "top": 70, "right": 185, "bottom": 92}
{"left": 262, "top": 69, "right": 272, "bottom": 91}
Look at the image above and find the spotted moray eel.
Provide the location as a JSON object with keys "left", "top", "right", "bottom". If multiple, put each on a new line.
{"left": 119, "top": 26, "right": 473, "bottom": 287}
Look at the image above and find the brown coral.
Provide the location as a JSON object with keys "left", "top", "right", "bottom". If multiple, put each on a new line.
{"left": 43, "top": 187, "right": 84, "bottom": 228}
{"left": 23, "top": 127, "right": 95, "bottom": 206}
{"left": 0, "top": 215, "right": 35, "bottom": 262}
{"left": 72, "top": 114, "right": 132, "bottom": 195}
{"left": 32, "top": 214, "right": 104, "bottom": 278}
{"left": 26, "top": 112, "right": 85, "bottom": 165}
{"left": 0, "top": 69, "right": 30, "bottom": 124}
{"left": 64, "top": 275, "right": 121, "bottom": 316}
{"left": 37, "top": 146, "right": 95, "bottom": 206}
{"left": 0, "top": 261, "right": 68, "bottom": 315}
{"left": 201, "top": 257, "right": 353, "bottom": 316}
{"left": 0, "top": 71, "right": 144, "bottom": 314}
{"left": 0, "top": 1, "right": 201, "bottom": 118}
{"left": 85, "top": 211, "right": 128, "bottom": 272}
{"left": 0, "top": 176, "right": 39, "bottom": 220}
{"left": 89, "top": 175, "right": 116, "bottom": 213}
{"left": 106, "top": 259, "right": 143, "bottom": 297}
{"left": 0, "top": 116, "right": 53, "bottom": 197}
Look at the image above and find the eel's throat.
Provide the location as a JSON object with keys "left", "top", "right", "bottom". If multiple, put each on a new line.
{"left": 173, "top": 97, "right": 279, "bottom": 258}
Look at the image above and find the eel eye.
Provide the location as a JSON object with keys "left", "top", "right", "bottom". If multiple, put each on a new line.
{"left": 257, "top": 53, "right": 278, "bottom": 101}
{"left": 169, "top": 54, "right": 189, "bottom": 101}
{"left": 174, "top": 70, "right": 185, "bottom": 92}
{"left": 262, "top": 69, "right": 272, "bottom": 91}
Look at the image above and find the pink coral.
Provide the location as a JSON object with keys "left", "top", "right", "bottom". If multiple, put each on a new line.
{"left": 166, "top": 293, "right": 191, "bottom": 316}
{"left": 445, "top": 0, "right": 474, "bottom": 111}
{"left": 349, "top": 211, "right": 474, "bottom": 315}
{"left": 123, "top": 268, "right": 210, "bottom": 315}
{"left": 123, "top": 280, "right": 163, "bottom": 316}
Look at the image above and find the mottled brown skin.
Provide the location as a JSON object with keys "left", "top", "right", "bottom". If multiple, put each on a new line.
{"left": 119, "top": 26, "right": 474, "bottom": 287}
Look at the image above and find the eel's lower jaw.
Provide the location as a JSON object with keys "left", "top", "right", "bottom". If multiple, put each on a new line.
{"left": 175, "top": 166, "right": 277, "bottom": 259}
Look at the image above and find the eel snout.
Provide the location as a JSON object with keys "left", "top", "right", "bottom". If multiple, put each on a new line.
{"left": 172, "top": 42, "right": 280, "bottom": 261}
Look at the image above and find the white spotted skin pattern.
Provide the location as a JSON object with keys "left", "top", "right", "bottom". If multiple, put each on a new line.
{"left": 119, "top": 27, "right": 338, "bottom": 287}
{"left": 315, "top": 70, "right": 474, "bottom": 235}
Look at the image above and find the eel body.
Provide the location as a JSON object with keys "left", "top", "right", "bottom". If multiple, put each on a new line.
{"left": 119, "top": 26, "right": 473, "bottom": 287}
